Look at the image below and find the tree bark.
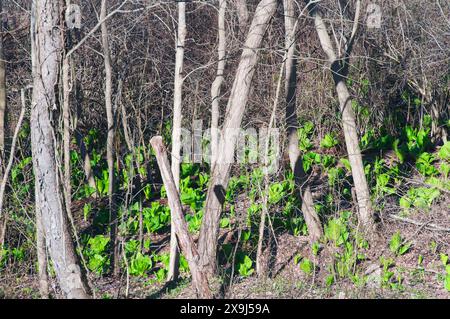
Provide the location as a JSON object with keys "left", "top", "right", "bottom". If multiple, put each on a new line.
{"left": 197, "top": 0, "right": 278, "bottom": 275}
{"left": 210, "top": 0, "right": 227, "bottom": 172}
{"left": 234, "top": 0, "right": 249, "bottom": 31}
{"left": 150, "top": 136, "right": 212, "bottom": 299}
{"left": 308, "top": 2, "right": 374, "bottom": 231}
{"left": 30, "top": 0, "right": 90, "bottom": 299}
{"left": 36, "top": 196, "right": 49, "bottom": 299}
{"left": 284, "top": 0, "right": 323, "bottom": 242}
{"left": 0, "top": 0, "right": 5, "bottom": 162}
{"left": 167, "top": 1, "right": 187, "bottom": 282}
{"left": 61, "top": 0, "right": 73, "bottom": 258}
{"left": 100, "top": 0, "right": 119, "bottom": 276}
{"left": 74, "top": 129, "right": 98, "bottom": 195}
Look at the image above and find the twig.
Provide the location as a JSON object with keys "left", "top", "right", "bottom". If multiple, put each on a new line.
{"left": 0, "top": 87, "right": 27, "bottom": 220}
{"left": 66, "top": 1, "right": 130, "bottom": 58}
{"left": 388, "top": 214, "right": 450, "bottom": 232}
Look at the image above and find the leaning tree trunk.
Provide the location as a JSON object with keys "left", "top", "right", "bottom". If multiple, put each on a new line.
{"left": 284, "top": 0, "right": 323, "bottom": 242}
{"left": 197, "top": 0, "right": 279, "bottom": 276}
{"left": 151, "top": 136, "right": 212, "bottom": 298}
{"left": 100, "top": 0, "right": 119, "bottom": 276}
{"left": 0, "top": 88, "right": 25, "bottom": 248}
{"left": 308, "top": 2, "right": 374, "bottom": 231}
{"left": 167, "top": 0, "right": 186, "bottom": 282}
{"left": 30, "top": 0, "right": 89, "bottom": 299}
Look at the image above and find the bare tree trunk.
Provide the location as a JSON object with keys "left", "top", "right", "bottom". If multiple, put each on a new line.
{"left": 198, "top": 0, "right": 278, "bottom": 275}
{"left": 210, "top": 0, "right": 227, "bottom": 171}
{"left": 0, "top": 88, "right": 25, "bottom": 247}
{"left": 0, "top": 0, "right": 5, "bottom": 162}
{"left": 0, "top": 216, "right": 5, "bottom": 249}
{"left": 234, "top": 0, "right": 249, "bottom": 30}
{"left": 74, "top": 129, "right": 97, "bottom": 195}
{"left": 119, "top": 92, "right": 144, "bottom": 250}
{"left": 100, "top": 0, "right": 119, "bottom": 276}
{"left": 167, "top": 1, "right": 186, "bottom": 282}
{"left": 308, "top": 2, "right": 374, "bottom": 231}
{"left": 30, "top": 0, "right": 89, "bottom": 299}
{"left": 150, "top": 136, "right": 212, "bottom": 299}
{"left": 430, "top": 90, "right": 448, "bottom": 143}
{"left": 284, "top": 0, "right": 322, "bottom": 242}
{"left": 0, "top": 89, "right": 26, "bottom": 250}
{"left": 0, "top": 0, "right": 6, "bottom": 249}
{"left": 62, "top": 21, "right": 72, "bottom": 259}
{"left": 120, "top": 96, "right": 133, "bottom": 152}
{"left": 60, "top": 4, "right": 93, "bottom": 283}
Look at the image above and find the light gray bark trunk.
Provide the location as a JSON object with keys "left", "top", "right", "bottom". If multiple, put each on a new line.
{"left": 309, "top": 2, "right": 373, "bottom": 230}
{"left": 167, "top": 1, "right": 186, "bottom": 282}
{"left": 30, "top": 0, "right": 89, "bottom": 299}
{"left": 197, "top": 0, "right": 278, "bottom": 275}
{"left": 62, "top": 42, "right": 72, "bottom": 255}
{"left": 210, "top": 0, "right": 227, "bottom": 173}
{"left": 151, "top": 136, "right": 212, "bottom": 298}
{"left": 36, "top": 195, "right": 49, "bottom": 299}
{"left": 234, "top": 0, "right": 249, "bottom": 30}
{"left": 74, "top": 129, "right": 98, "bottom": 195}
{"left": 284, "top": 0, "right": 322, "bottom": 242}
{"left": 100, "top": 0, "right": 119, "bottom": 276}
{"left": 61, "top": 4, "right": 91, "bottom": 281}
{"left": 0, "top": 0, "right": 5, "bottom": 160}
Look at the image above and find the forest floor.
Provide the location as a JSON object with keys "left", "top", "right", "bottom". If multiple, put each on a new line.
{"left": 1, "top": 194, "right": 448, "bottom": 299}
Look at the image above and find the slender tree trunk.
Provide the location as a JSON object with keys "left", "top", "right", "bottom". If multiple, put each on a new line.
{"left": 308, "top": 2, "right": 374, "bottom": 231}
{"left": 198, "top": 0, "right": 278, "bottom": 275}
{"left": 284, "top": 0, "right": 322, "bottom": 241}
{"left": 100, "top": 0, "right": 119, "bottom": 276}
{"left": 0, "top": 0, "right": 5, "bottom": 163}
{"left": 234, "top": 0, "right": 249, "bottom": 30}
{"left": 73, "top": 64, "right": 97, "bottom": 196}
{"left": 0, "top": 216, "right": 5, "bottom": 249}
{"left": 0, "top": 88, "right": 25, "bottom": 247}
{"left": 256, "top": 56, "right": 284, "bottom": 277}
{"left": 62, "top": 3, "right": 72, "bottom": 255}
{"left": 210, "top": 0, "right": 227, "bottom": 171}
{"left": 0, "top": 0, "right": 6, "bottom": 248}
{"left": 60, "top": 4, "right": 92, "bottom": 282}
{"left": 151, "top": 136, "right": 212, "bottom": 298}
{"left": 120, "top": 96, "right": 133, "bottom": 152}
{"left": 167, "top": 1, "right": 186, "bottom": 282}
{"left": 74, "top": 129, "right": 97, "bottom": 195}
{"left": 430, "top": 90, "right": 448, "bottom": 143}
{"left": 30, "top": 0, "right": 89, "bottom": 299}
